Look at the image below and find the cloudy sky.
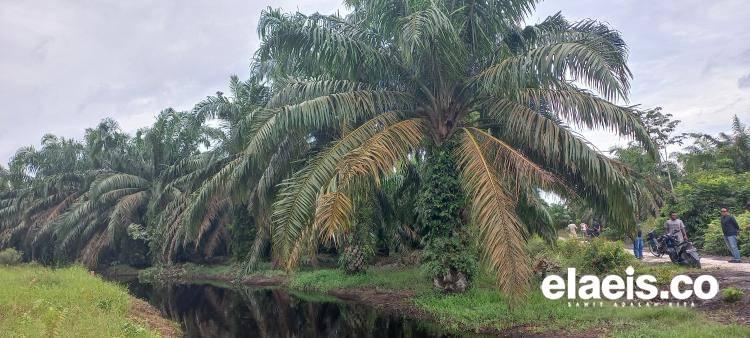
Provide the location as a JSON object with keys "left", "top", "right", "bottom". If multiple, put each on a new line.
{"left": 1, "top": 0, "right": 748, "bottom": 163}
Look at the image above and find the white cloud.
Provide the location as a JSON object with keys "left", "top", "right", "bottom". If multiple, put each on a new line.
{"left": 0, "top": 0, "right": 340, "bottom": 162}
{"left": 1, "top": 0, "right": 748, "bottom": 163}
{"left": 534, "top": 0, "right": 750, "bottom": 151}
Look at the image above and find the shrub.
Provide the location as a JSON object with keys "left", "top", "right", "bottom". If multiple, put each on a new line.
{"left": 722, "top": 287, "right": 745, "bottom": 303}
{"left": 0, "top": 248, "right": 23, "bottom": 265}
{"left": 703, "top": 221, "right": 731, "bottom": 255}
{"left": 542, "top": 238, "right": 634, "bottom": 275}
{"left": 526, "top": 235, "right": 550, "bottom": 259}
{"left": 582, "top": 239, "right": 635, "bottom": 274}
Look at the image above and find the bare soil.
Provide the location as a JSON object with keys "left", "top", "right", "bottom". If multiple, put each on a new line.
{"left": 128, "top": 297, "right": 182, "bottom": 337}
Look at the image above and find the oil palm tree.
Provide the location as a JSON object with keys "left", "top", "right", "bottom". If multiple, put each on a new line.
{"left": 715, "top": 115, "right": 750, "bottom": 172}
{"left": 37, "top": 111, "right": 218, "bottom": 267}
{"left": 681, "top": 115, "right": 750, "bottom": 173}
{"left": 250, "top": 0, "right": 656, "bottom": 299}
{"left": 0, "top": 135, "right": 92, "bottom": 262}
{"left": 166, "top": 74, "right": 285, "bottom": 267}
{"left": 0, "top": 165, "right": 8, "bottom": 193}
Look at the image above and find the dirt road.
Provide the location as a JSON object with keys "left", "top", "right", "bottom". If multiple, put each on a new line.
{"left": 630, "top": 248, "right": 750, "bottom": 272}
{"left": 628, "top": 248, "right": 750, "bottom": 324}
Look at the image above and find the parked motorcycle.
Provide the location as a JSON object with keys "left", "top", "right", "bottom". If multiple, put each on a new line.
{"left": 647, "top": 229, "right": 701, "bottom": 268}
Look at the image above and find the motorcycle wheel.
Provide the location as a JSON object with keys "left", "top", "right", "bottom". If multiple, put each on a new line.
{"left": 682, "top": 251, "right": 701, "bottom": 269}
{"left": 648, "top": 242, "right": 661, "bottom": 257}
{"left": 669, "top": 252, "right": 679, "bottom": 263}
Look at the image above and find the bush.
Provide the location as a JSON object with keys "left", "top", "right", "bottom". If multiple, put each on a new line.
{"left": 581, "top": 239, "right": 635, "bottom": 274}
{"left": 526, "top": 235, "right": 550, "bottom": 259}
{"left": 0, "top": 248, "right": 23, "bottom": 265}
{"left": 542, "top": 238, "right": 634, "bottom": 275}
{"left": 722, "top": 287, "right": 745, "bottom": 302}
{"left": 703, "top": 221, "right": 731, "bottom": 255}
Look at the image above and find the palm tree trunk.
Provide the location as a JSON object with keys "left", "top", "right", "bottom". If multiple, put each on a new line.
{"left": 664, "top": 147, "right": 674, "bottom": 192}
{"left": 419, "top": 141, "right": 476, "bottom": 292}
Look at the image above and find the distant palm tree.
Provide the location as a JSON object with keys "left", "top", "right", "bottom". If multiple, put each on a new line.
{"left": 24, "top": 111, "right": 217, "bottom": 267}
{"left": 247, "top": 0, "right": 656, "bottom": 299}
{"left": 715, "top": 115, "right": 750, "bottom": 172}
{"left": 681, "top": 115, "right": 750, "bottom": 173}
{"left": 0, "top": 165, "right": 7, "bottom": 193}
{"left": 173, "top": 75, "right": 293, "bottom": 268}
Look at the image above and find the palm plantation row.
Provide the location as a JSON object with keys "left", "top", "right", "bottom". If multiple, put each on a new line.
{"left": 0, "top": 0, "right": 667, "bottom": 300}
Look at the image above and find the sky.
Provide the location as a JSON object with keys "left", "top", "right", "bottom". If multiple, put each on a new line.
{"left": 1, "top": 0, "right": 749, "bottom": 164}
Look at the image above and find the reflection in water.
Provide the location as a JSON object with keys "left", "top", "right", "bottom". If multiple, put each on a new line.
{"left": 124, "top": 280, "right": 461, "bottom": 338}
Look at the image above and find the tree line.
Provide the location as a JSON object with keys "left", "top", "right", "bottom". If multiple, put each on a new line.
{"left": 0, "top": 0, "right": 686, "bottom": 300}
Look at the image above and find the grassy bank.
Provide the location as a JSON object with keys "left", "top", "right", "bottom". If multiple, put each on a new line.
{"left": 288, "top": 266, "right": 750, "bottom": 337}
{"left": 133, "top": 257, "right": 749, "bottom": 336}
{"left": 0, "top": 264, "right": 179, "bottom": 337}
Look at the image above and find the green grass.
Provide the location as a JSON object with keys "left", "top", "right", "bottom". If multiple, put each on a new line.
{"left": 0, "top": 264, "right": 162, "bottom": 337}
{"left": 631, "top": 261, "right": 694, "bottom": 285}
{"left": 416, "top": 286, "right": 750, "bottom": 337}
{"left": 289, "top": 266, "right": 430, "bottom": 293}
{"left": 289, "top": 265, "right": 750, "bottom": 337}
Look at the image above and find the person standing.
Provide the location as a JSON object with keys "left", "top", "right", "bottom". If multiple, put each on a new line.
{"left": 664, "top": 211, "right": 688, "bottom": 243}
{"left": 592, "top": 221, "right": 602, "bottom": 237}
{"left": 633, "top": 228, "right": 644, "bottom": 260}
{"left": 567, "top": 222, "right": 578, "bottom": 238}
{"left": 580, "top": 222, "right": 588, "bottom": 238}
{"left": 720, "top": 207, "right": 742, "bottom": 263}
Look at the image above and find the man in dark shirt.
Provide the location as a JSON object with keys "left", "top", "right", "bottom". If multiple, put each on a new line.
{"left": 592, "top": 221, "right": 602, "bottom": 237}
{"left": 721, "top": 207, "right": 741, "bottom": 263}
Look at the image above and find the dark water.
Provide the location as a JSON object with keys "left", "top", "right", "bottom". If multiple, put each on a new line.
{"left": 122, "top": 278, "right": 467, "bottom": 338}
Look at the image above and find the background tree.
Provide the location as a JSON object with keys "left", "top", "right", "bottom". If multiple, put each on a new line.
{"left": 663, "top": 115, "right": 750, "bottom": 245}
{"left": 0, "top": 165, "right": 8, "bottom": 192}
{"left": 633, "top": 107, "right": 683, "bottom": 191}
{"left": 681, "top": 115, "right": 749, "bottom": 174}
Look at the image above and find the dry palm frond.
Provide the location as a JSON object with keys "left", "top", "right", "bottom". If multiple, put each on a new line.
{"left": 456, "top": 130, "right": 531, "bottom": 304}
{"left": 337, "top": 118, "right": 427, "bottom": 184}
{"left": 312, "top": 191, "right": 354, "bottom": 246}
{"left": 271, "top": 113, "right": 405, "bottom": 262}
{"left": 463, "top": 127, "right": 566, "bottom": 195}
{"left": 80, "top": 231, "right": 110, "bottom": 268}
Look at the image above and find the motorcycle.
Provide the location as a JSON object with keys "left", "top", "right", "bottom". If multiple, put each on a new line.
{"left": 647, "top": 229, "right": 701, "bottom": 268}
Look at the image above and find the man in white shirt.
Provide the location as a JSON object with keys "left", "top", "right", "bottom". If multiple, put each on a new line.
{"left": 567, "top": 222, "right": 578, "bottom": 238}
{"left": 664, "top": 211, "right": 688, "bottom": 243}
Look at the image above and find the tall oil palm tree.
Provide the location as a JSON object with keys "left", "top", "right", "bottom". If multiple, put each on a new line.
{"left": 250, "top": 0, "right": 657, "bottom": 300}
{"left": 167, "top": 74, "right": 293, "bottom": 267}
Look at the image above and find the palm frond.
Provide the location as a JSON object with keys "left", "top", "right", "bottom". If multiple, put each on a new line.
{"left": 271, "top": 112, "right": 407, "bottom": 264}
{"left": 456, "top": 129, "right": 530, "bottom": 302}
{"left": 338, "top": 118, "right": 427, "bottom": 183}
